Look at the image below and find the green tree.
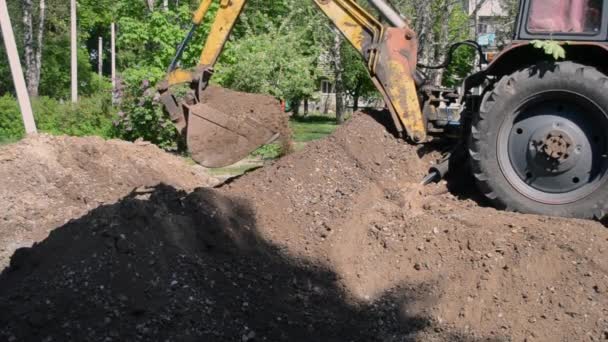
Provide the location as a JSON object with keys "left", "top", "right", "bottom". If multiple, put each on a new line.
{"left": 340, "top": 42, "right": 377, "bottom": 111}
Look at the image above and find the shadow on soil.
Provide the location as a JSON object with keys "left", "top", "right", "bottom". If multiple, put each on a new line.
{"left": 0, "top": 185, "right": 504, "bottom": 342}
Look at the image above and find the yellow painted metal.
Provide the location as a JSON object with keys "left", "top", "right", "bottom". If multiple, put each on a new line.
{"left": 314, "top": 1, "right": 425, "bottom": 140}
{"left": 166, "top": 68, "right": 195, "bottom": 87}
{"left": 199, "top": 0, "right": 247, "bottom": 66}
{"left": 383, "top": 61, "right": 426, "bottom": 139}
{"left": 192, "top": 0, "right": 213, "bottom": 25}
{"left": 313, "top": 0, "right": 383, "bottom": 73}
{"left": 168, "top": 0, "right": 427, "bottom": 140}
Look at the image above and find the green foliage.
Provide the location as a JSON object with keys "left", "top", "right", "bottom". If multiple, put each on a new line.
{"left": 290, "top": 115, "right": 338, "bottom": 142}
{"left": 114, "top": 89, "right": 179, "bottom": 151}
{"left": 251, "top": 143, "right": 283, "bottom": 159}
{"left": 442, "top": 5, "right": 475, "bottom": 87}
{"left": 341, "top": 43, "right": 378, "bottom": 104}
{"left": 531, "top": 40, "right": 567, "bottom": 60}
{"left": 214, "top": 27, "right": 319, "bottom": 101}
{"left": 0, "top": 93, "right": 116, "bottom": 141}
{"left": 117, "top": 4, "right": 218, "bottom": 91}
{"left": 0, "top": 95, "right": 23, "bottom": 141}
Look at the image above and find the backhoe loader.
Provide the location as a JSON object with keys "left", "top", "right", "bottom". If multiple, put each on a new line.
{"left": 157, "top": 0, "right": 608, "bottom": 220}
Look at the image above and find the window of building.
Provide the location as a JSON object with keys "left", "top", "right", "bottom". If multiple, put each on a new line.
{"left": 321, "top": 80, "right": 333, "bottom": 94}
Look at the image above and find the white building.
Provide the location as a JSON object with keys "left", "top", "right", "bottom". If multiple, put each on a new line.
{"left": 466, "top": 0, "right": 508, "bottom": 51}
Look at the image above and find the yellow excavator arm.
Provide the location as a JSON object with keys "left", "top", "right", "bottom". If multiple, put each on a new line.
{"left": 159, "top": 0, "right": 426, "bottom": 167}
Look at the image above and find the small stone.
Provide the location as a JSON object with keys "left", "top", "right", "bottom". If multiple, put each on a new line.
{"left": 414, "top": 263, "right": 422, "bottom": 271}
{"left": 115, "top": 239, "right": 131, "bottom": 254}
{"left": 528, "top": 317, "right": 536, "bottom": 323}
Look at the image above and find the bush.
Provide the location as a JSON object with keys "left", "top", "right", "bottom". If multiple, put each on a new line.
{"left": 0, "top": 93, "right": 117, "bottom": 142}
{"left": 113, "top": 87, "right": 179, "bottom": 151}
{"left": 0, "top": 95, "right": 23, "bottom": 141}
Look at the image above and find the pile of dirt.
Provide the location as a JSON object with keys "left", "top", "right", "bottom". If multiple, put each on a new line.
{"left": 223, "top": 113, "right": 608, "bottom": 341}
{"left": 0, "top": 134, "right": 218, "bottom": 269}
{"left": 0, "top": 113, "right": 606, "bottom": 341}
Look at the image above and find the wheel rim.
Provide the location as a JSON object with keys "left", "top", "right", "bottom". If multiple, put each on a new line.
{"left": 497, "top": 91, "right": 608, "bottom": 205}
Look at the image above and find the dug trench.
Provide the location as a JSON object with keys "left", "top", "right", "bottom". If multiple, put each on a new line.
{"left": 0, "top": 112, "right": 606, "bottom": 341}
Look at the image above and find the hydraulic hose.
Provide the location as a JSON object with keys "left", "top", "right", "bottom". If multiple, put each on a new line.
{"left": 417, "top": 40, "right": 488, "bottom": 70}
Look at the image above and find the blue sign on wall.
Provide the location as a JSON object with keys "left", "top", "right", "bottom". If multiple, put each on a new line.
{"left": 477, "top": 33, "right": 496, "bottom": 46}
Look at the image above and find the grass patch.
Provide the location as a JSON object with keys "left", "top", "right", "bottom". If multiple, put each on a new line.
{"left": 248, "top": 115, "right": 339, "bottom": 160}
{"left": 290, "top": 115, "right": 338, "bottom": 143}
{"left": 208, "top": 164, "right": 261, "bottom": 177}
{"left": 0, "top": 136, "right": 21, "bottom": 146}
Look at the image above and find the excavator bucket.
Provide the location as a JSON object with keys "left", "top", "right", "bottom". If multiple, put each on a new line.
{"left": 158, "top": 84, "right": 288, "bottom": 168}
{"left": 186, "top": 102, "right": 279, "bottom": 168}
{"left": 158, "top": 68, "right": 288, "bottom": 168}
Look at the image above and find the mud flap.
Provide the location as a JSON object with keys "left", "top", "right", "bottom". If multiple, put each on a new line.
{"left": 186, "top": 103, "right": 279, "bottom": 168}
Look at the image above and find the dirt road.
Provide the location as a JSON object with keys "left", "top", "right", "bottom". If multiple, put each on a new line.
{"left": 0, "top": 113, "right": 606, "bottom": 341}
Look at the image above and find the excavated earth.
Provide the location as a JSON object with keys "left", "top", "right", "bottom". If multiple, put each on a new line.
{"left": 0, "top": 113, "right": 607, "bottom": 342}
{"left": 0, "top": 135, "right": 218, "bottom": 270}
{"left": 200, "top": 86, "right": 292, "bottom": 152}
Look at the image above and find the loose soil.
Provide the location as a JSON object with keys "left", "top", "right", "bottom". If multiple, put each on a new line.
{"left": 200, "top": 86, "right": 292, "bottom": 151}
{"left": 0, "top": 134, "right": 218, "bottom": 269}
{"left": 0, "top": 113, "right": 606, "bottom": 342}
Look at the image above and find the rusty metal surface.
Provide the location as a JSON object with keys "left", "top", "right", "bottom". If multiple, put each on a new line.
{"left": 486, "top": 41, "right": 608, "bottom": 76}
{"left": 372, "top": 27, "right": 426, "bottom": 141}
{"left": 186, "top": 103, "right": 278, "bottom": 168}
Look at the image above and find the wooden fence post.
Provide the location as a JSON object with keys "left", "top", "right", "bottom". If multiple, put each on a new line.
{"left": 111, "top": 22, "right": 116, "bottom": 104}
{"left": 71, "top": 0, "right": 78, "bottom": 103}
{"left": 0, "top": 0, "right": 37, "bottom": 134}
{"left": 98, "top": 37, "right": 103, "bottom": 76}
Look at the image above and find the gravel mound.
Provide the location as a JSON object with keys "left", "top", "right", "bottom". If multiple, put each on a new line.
{"left": 0, "top": 113, "right": 606, "bottom": 341}
{"left": 0, "top": 134, "right": 217, "bottom": 268}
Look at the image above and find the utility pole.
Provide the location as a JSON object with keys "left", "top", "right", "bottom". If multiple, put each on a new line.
{"left": 0, "top": 0, "right": 37, "bottom": 134}
{"left": 70, "top": 0, "right": 77, "bottom": 103}
{"left": 98, "top": 37, "right": 103, "bottom": 76}
{"left": 111, "top": 22, "right": 116, "bottom": 103}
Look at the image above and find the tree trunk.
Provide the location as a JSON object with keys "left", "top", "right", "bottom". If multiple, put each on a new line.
{"left": 303, "top": 98, "right": 309, "bottom": 116}
{"left": 414, "top": 0, "right": 433, "bottom": 66}
{"left": 34, "top": 0, "right": 45, "bottom": 94}
{"left": 292, "top": 98, "right": 301, "bottom": 117}
{"left": 353, "top": 94, "right": 359, "bottom": 112}
{"left": 22, "top": 0, "right": 45, "bottom": 97}
{"left": 146, "top": 0, "right": 155, "bottom": 11}
{"left": 332, "top": 32, "right": 345, "bottom": 124}
{"left": 162, "top": 0, "right": 168, "bottom": 11}
{"left": 23, "top": 0, "right": 36, "bottom": 96}
{"left": 431, "top": 0, "right": 452, "bottom": 85}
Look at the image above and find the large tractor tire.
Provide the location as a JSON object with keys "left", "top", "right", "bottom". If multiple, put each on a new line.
{"left": 469, "top": 61, "right": 608, "bottom": 219}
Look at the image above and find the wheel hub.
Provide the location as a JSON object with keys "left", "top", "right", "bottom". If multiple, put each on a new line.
{"left": 531, "top": 128, "right": 579, "bottom": 174}
{"left": 499, "top": 92, "right": 608, "bottom": 204}
{"left": 539, "top": 130, "right": 572, "bottom": 162}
